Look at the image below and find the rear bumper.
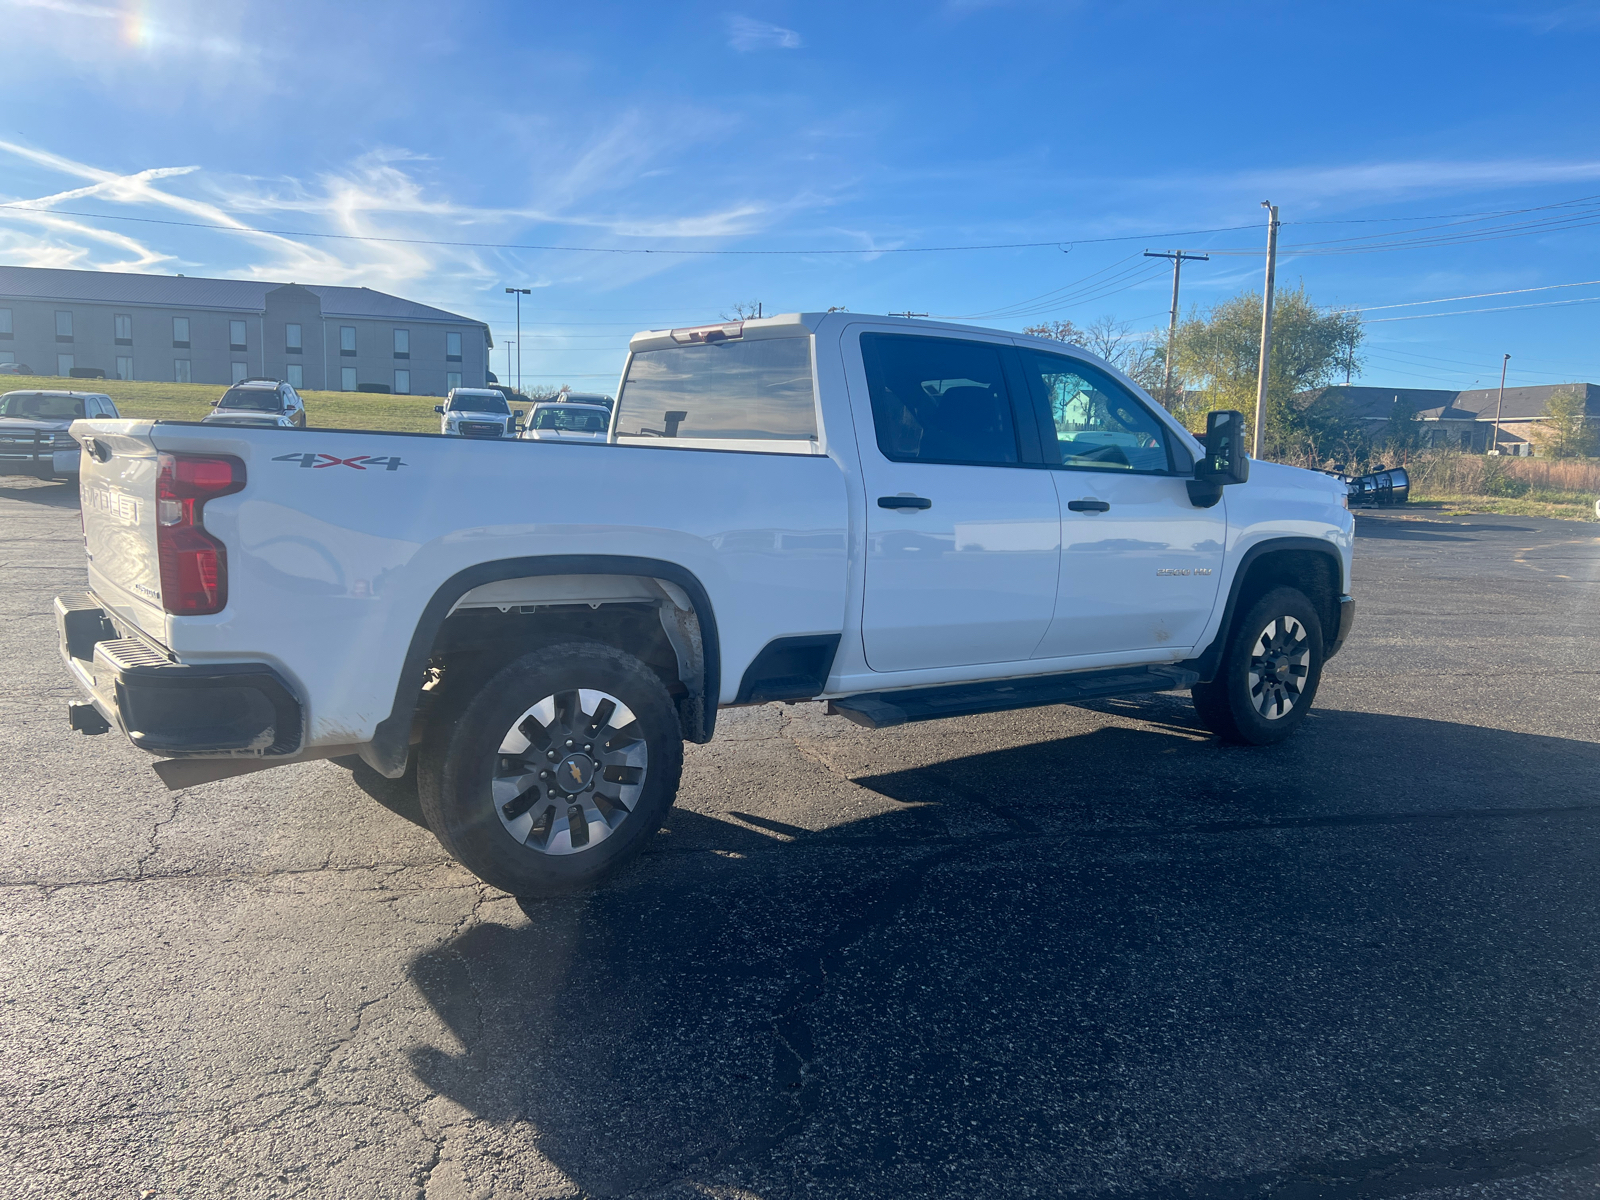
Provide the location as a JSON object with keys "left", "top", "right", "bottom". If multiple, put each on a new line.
{"left": 55, "top": 593, "right": 303, "bottom": 758}
{"left": 1326, "top": 595, "right": 1356, "bottom": 659}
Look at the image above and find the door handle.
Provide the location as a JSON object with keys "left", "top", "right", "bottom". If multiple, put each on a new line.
{"left": 1067, "top": 499, "right": 1110, "bottom": 513}
{"left": 878, "top": 495, "right": 932, "bottom": 511}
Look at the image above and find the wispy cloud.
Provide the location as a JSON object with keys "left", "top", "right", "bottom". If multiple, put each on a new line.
{"left": 1501, "top": 4, "right": 1600, "bottom": 33}
{"left": 1, "top": 0, "right": 254, "bottom": 61}
{"left": 727, "top": 14, "right": 802, "bottom": 51}
{"left": 1149, "top": 157, "right": 1600, "bottom": 209}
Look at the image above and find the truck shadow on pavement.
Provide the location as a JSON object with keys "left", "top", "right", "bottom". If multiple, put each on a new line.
{"left": 403, "top": 704, "right": 1600, "bottom": 1198}
{"left": 0, "top": 480, "right": 79, "bottom": 509}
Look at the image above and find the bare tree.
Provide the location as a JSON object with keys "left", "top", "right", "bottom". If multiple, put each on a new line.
{"left": 721, "top": 300, "right": 765, "bottom": 321}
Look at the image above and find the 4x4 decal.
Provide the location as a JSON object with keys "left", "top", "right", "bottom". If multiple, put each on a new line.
{"left": 272, "top": 452, "right": 406, "bottom": 471}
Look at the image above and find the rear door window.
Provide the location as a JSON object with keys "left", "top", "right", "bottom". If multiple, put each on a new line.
{"left": 1017, "top": 349, "right": 1174, "bottom": 474}
{"left": 615, "top": 337, "right": 816, "bottom": 449}
{"left": 859, "top": 333, "right": 1021, "bottom": 466}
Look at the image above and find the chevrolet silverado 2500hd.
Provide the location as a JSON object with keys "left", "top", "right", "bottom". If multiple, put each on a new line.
{"left": 58, "top": 313, "right": 1355, "bottom": 897}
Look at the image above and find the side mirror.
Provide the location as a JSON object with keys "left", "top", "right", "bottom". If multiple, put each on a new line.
{"left": 434, "top": 405, "right": 445, "bottom": 415}
{"left": 210, "top": 399, "right": 220, "bottom": 407}
{"left": 1187, "top": 409, "right": 1249, "bottom": 507}
{"left": 513, "top": 409, "right": 524, "bottom": 420}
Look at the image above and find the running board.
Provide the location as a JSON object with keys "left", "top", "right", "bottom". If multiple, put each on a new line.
{"left": 826, "top": 665, "right": 1199, "bottom": 730}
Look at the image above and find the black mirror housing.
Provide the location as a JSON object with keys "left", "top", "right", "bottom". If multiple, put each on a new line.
{"left": 1197, "top": 409, "right": 1250, "bottom": 484}
{"left": 434, "top": 405, "right": 445, "bottom": 415}
{"left": 1187, "top": 409, "right": 1249, "bottom": 507}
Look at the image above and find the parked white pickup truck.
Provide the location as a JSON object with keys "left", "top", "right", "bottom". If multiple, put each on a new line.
{"left": 58, "top": 313, "right": 1354, "bottom": 896}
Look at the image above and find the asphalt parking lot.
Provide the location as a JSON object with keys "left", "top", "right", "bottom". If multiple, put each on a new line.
{"left": 3, "top": 475, "right": 1599, "bottom": 1200}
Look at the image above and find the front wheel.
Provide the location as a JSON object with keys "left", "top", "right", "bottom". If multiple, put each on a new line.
{"left": 1191, "top": 586, "right": 1324, "bottom": 746}
{"left": 418, "top": 642, "right": 684, "bottom": 896}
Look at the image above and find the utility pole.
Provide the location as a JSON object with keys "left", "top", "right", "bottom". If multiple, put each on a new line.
{"left": 1492, "top": 353, "right": 1510, "bottom": 454}
{"left": 1143, "top": 249, "right": 1209, "bottom": 404}
{"left": 505, "top": 287, "right": 530, "bottom": 394}
{"left": 1252, "top": 202, "right": 1280, "bottom": 459}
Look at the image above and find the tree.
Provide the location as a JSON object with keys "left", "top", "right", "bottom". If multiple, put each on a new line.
{"left": 1529, "top": 387, "right": 1597, "bottom": 458}
{"left": 721, "top": 300, "right": 764, "bottom": 321}
{"left": 1382, "top": 395, "right": 1422, "bottom": 459}
{"left": 1170, "top": 283, "right": 1364, "bottom": 457}
{"left": 1021, "top": 319, "right": 1084, "bottom": 344}
{"left": 1023, "top": 315, "right": 1164, "bottom": 394}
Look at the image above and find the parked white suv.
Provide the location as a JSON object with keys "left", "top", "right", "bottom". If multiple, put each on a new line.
{"left": 203, "top": 380, "right": 306, "bottom": 429}
{"left": 61, "top": 312, "right": 1354, "bottom": 900}
{"left": 436, "top": 388, "right": 521, "bottom": 438}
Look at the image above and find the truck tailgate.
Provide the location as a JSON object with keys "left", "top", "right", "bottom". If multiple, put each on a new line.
{"left": 74, "top": 420, "right": 166, "bottom": 640}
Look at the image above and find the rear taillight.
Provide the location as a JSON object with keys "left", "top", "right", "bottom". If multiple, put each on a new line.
{"left": 156, "top": 452, "right": 245, "bottom": 615}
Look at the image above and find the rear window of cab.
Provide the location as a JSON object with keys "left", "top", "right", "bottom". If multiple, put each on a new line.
{"left": 614, "top": 336, "right": 817, "bottom": 451}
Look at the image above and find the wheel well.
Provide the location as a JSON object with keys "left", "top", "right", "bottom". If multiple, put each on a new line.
{"left": 424, "top": 602, "right": 700, "bottom": 740}
{"left": 1234, "top": 548, "right": 1339, "bottom": 640}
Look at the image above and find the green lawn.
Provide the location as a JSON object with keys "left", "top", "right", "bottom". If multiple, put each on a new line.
{"left": 0, "top": 374, "right": 443, "bottom": 432}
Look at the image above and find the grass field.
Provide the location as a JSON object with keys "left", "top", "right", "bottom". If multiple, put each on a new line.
{"left": 0, "top": 374, "right": 445, "bottom": 432}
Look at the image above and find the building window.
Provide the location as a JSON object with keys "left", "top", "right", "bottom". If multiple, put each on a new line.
{"left": 175, "top": 359, "right": 192, "bottom": 383}
{"left": 0, "top": 308, "right": 11, "bottom": 339}
{"left": 115, "top": 314, "right": 133, "bottom": 345}
{"left": 56, "top": 311, "right": 73, "bottom": 342}
{"left": 393, "top": 328, "right": 410, "bottom": 359}
{"left": 286, "top": 323, "right": 302, "bottom": 354}
{"left": 446, "top": 331, "right": 462, "bottom": 362}
{"left": 58, "top": 354, "right": 75, "bottom": 375}
{"left": 447, "top": 371, "right": 461, "bottom": 391}
{"left": 286, "top": 363, "right": 303, "bottom": 389}
{"left": 173, "top": 317, "right": 190, "bottom": 348}
{"left": 232, "top": 362, "right": 249, "bottom": 384}
{"left": 340, "top": 326, "right": 356, "bottom": 356}
{"left": 116, "top": 356, "right": 133, "bottom": 381}
{"left": 229, "top": 320, "right": 248, "bottom": 351}
{"left": 341, "top": 366, "right": 357, "bottom": 391}
{"left": 393, "top": 369, "right": 411, "bottom": 394}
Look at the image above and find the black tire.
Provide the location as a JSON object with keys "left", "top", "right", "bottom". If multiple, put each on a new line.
{"left": 417, "top": 641, "right": 683, "bottom": 897}
{"left": 1191, "top": 586, "right": 1324, "bottom": 746}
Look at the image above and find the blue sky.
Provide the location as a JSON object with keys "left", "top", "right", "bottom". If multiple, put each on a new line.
{"left": 3, "top": 0, "right": 1600, "bottom": 392}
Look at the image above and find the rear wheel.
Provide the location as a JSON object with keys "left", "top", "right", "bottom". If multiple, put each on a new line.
{"left": 418, "top": 642, "right": 683, "bottom": 896}
{"left": 1191, "top": 586, "right": 1324, "bottom": 746}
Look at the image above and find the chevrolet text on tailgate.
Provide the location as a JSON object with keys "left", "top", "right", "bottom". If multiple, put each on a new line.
{"left": 60, "top": 313, "right": 1356, "bottom": 898}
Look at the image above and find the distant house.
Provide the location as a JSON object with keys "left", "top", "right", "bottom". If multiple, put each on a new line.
{"left": 0, "top": 265, "right": 492, "bottom": 396}
{"left": 1301, "top": 383, "right": 1599, "bottom": 454}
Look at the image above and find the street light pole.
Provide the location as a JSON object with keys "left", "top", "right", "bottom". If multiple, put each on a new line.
{"left": 505, "top": 287, "right": 530, "bottom": 394}
{"left": 1492, "top": 353, "right": 1510, "bottom": 454}
{"left": 1252, "top": 202, "right": 1280, "bottom": 460}
{"left": 506, "top": 341, "right": 514, "bottom": 385}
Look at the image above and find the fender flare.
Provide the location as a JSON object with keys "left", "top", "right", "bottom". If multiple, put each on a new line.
{"left": 1181, "top": 537, "right": 1346, "bottom": 684}
{"left": 364, "top": 555, "right": 720, "bottom": 777}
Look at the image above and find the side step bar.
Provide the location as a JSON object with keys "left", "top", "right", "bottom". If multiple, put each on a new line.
{"left": 826, "top": 664, "right": 1199, "bottom": 730}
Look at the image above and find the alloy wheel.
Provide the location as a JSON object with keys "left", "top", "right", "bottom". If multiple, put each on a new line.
{"left": 491, "top": 688, "right": 648, "bottom": 855}
{"left": 1247, "top": 615, "right": 1311, "bottom": 720}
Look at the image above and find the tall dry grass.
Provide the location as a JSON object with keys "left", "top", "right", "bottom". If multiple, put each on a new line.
{"left": 1405, "top": 452, "right": 1600, "bottom": 498}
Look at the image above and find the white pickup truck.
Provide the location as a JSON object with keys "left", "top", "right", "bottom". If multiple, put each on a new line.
{"left": 58, "top": 313, "right": 1354, "bottom": 897}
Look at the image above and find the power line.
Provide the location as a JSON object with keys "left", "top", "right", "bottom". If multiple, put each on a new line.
{"left": 1365, "top": 294, "right": 1600, "bottom": 322}
{"left": 1353, "top": 278, "right": 1600, "bottom": 312}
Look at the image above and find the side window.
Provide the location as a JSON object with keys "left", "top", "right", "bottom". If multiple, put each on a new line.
{"left": 1018, "top": 349, "right": 1173, "bottom": 474}
{"left": 860, "top": 333, "right": 1019, "bottom": 466}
